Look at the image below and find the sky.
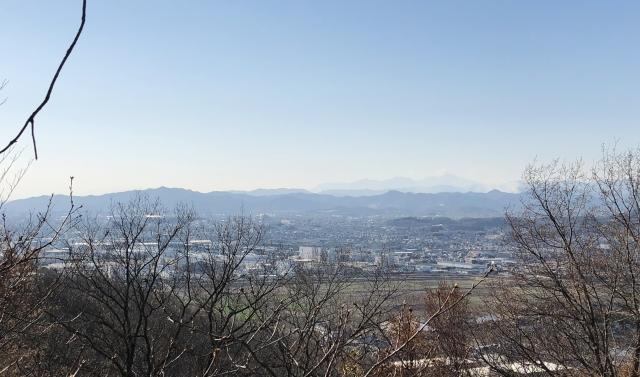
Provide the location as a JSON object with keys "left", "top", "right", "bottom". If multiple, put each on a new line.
{"left": 1, "top": 1, "right": 639, "bottom": 198}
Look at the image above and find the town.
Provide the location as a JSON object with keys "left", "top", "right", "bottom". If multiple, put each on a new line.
{"left": 39, "top": 214, "right": 514, "bottom": 279}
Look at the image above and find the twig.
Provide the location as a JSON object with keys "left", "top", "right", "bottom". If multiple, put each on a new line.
{"left": 0, "top": 0, "right": 87, "bottom": 159}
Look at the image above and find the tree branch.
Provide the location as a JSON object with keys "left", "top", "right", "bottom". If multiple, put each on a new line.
{"left": 0, "top": 0, "right": 87, "bottom": 159}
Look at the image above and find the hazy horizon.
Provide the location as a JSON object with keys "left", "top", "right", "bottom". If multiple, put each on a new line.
{"left": 7, "top": 173, "right": 523, "bottom": 200}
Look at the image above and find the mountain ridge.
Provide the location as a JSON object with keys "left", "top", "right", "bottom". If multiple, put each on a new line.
{"left": 314, "top": 175, "right": 523, "bottom": 196}
{"left": 2, "top": 187, "right": 521, "bottom": 218}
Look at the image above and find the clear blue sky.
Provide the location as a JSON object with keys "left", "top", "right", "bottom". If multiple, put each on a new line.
{"left": 1, "top": 1, "right": 639, "bottom": 197}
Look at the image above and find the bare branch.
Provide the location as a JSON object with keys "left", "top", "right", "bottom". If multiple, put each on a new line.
{"left": 0, "top": 0, "right": 87, "bottom": 159}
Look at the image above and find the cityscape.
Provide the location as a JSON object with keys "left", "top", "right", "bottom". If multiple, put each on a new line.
{"left": 39, "top": 211, "right": 513, "bottom": 278}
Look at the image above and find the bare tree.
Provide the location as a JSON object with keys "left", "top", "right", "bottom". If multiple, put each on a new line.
{"left": 0, "top": 181, "right": 79, "bottom": 375}
{"left": 46, "top": 197, "right": 196, "bottom": 376}
{"left": 46, "top": 198, "right": 282, "bottom": 377}
{"left": 367, "top": 276, "right": 488, "bottom": 377}
{"left": 480, "top": 149, "right": 640, "bottom": 377}
{"left": 262, "top": 266, "right": 400, "bottom": 377}
{"left": 423, "top": 281, "right": 471, "bottom": 376}
{"left": 186, "top": 261, "right": 401, "bottom": 377}
{"left": 372, "top": 303, "right": 431, "bottom": 377}
{"left": 187, "top": 215, "right": 283, "bottom": 376}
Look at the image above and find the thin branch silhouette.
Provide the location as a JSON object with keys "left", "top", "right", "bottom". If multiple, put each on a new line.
{"left": 0, "top": 0, "right": 87, "bottom": 159}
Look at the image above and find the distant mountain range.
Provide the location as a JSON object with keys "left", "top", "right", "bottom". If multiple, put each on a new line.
{"left": 2, "top": 187, "right": 522, "bottom": 218}
{"left": 314, "top": 175, "right": 524, "bottom": 196}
